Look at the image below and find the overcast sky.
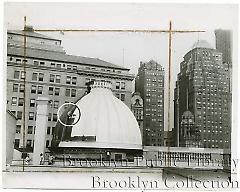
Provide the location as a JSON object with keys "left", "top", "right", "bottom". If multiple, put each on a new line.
{"left": 4, "top": 3, "right": 238, "bottom": 130}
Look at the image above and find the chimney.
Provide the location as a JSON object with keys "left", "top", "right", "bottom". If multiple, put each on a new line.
{"left": 32, "top": 97, "right": 50, "bottom": 165}
{"left": 24, "top": 25, "right": 34, "bottom": 32}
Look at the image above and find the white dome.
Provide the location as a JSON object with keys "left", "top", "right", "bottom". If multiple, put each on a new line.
{"left": 191, "top": 40, "right": 213, "bottom": 49}
{"left": 59, "top": 81, "right": 142, "bottom": 150}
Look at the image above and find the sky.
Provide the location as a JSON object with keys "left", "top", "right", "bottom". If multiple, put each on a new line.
{"left": 4, "top": 3, "right": 238, "bottom": 130}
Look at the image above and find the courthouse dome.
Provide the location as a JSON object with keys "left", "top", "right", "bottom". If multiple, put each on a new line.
{"left": 191, "top": 40, "right": 213, "bottom": 49}
{"left": 59, "top": 80, "right": 142, "bottom": 150}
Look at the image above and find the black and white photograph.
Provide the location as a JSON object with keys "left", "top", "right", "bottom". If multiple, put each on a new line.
{"left": 1, "top": 1, "right": 240, "bottom": 190}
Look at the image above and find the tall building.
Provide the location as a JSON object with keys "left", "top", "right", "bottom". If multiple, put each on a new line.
{"left": 131, "top": 92, "right": 144, "bottom": 139}
{"left": 174, "top": 40, "right": 231, "bottom": 149}
{"left": 215, "top": 29, "right": 232, "bottom": 117}
{"left": 7, "top": 26, "right": 135, "bottom": 151}
{"left": 215, "top": 29, "right": 232, "bottom": 64}
{"left": 135, "top": 60, "right": 164, "bottom": 146}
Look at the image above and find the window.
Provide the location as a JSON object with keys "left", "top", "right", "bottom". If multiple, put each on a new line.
{"left": 32, "top": 73, "right": 38, "bottom": 81}
{"left": 38, "top": 73, "right": 44, "bottom": 81}
{"left": 38, "top": 86, "right": 43, "bottom": 94}
{"left": 18, "top": 98, "right": 24, "bottom": 106}
{"left": 26, "top": 140, "right": 32, "bottom": 148}
{"left": 66, "top": 76, "right": 71, "bottom": 84}
{"left": 31, "top": 85, "right": 37, "bottom": 94}
{"left": 47, "top": 127, "right": 51, "bottom": 135}
{"left": 30, "top": 99, "right": 35, "bottom": 107}
{"left": 12, "top": 97, "right": 17, "bottom": 105}
{"left": 52, "top": 127, "right": 55, "bottom": 135}
{"left": 14, "top": 139, "right": 20, "bottom": 148}
{"left": 14, "top": 71, "right": 20, "bottom": 79}
{"left": 19, "top": 84, "right": 24, "bottom": 93}
{"left": 16, "top": 125, "right": 21, "bottom": 134}
{"left": 50, "top": 74, "right": 55, "bottom": 82}
{"left": 116, "top": 82, "right": 120, "bottom": 89}
{"left": 51, "top": 63, "right": 55, "bottom": 67}
{"left": 34, "top": 61, "right": 39, "bottom": 65}
{"left": 40, "top": 61, "right": 45, "bottom": 65}
{"left": 46, "top": 140, "right": 50, "bottom": 148}
{"left": 29, "top": 112, "right": 34, "bottom": 120}
{"left": 53, "top": 114, "right": 57, "bottom": 121}
{"left": 73, "top": 66, "right": 77, "bottom": 70}
{"left": 49, "top": 87, "right": 54, "bottom": 95}
{"left": 56, "top": 64, "right": 61, "bottom": 68}
{"left": 71, "top": 89, "right": 76, "bottom": 97}
{"left": 48, "top": 113, "right": 51, "bottom": 121}
{"left": 67, "top": 65, "right": 72, "bottom": 70}
{"left": 72, "top": 77, "right": 77, "bottom": 85}
{"left": 17, "top": 111, "right": 22, "bottom": 120}
{"left": 120, "top": 94, "right": 125, "bottom": 101}
{"left": 20, "top": 71, "right": 25, "bottom": 79}
{"left": 53, "top": 101, "right": 59, "bottom": 108}
{"left": 13, "top": 84, "right": 18, "bottom": 92}
{"left": 116, "top": 93, "right": 120, "bottom": 99}
{"left": 65, "top": 89, "right": 70, "bottom": 97}
{"left": 11, "top": 111, "right": 16, "bottom": 116}
{"left": 85, "top": 78, "right": 90, "bottom": 85}
{"left": 121, "top": 82, "right": 126, "bottom": 90}
{"left": 16, "top": 58, "right": 21, "bottom": 63}
{"left": 28, "top": 126, "right": 33, "bottom": 134}
{"left": 55, "top": 87, "right": 60, "bottom": 96}
{"left": 56, "top": 75, "right": 61, "bottom": 83}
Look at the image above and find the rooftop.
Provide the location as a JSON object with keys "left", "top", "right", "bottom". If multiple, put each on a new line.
{"left": 8, "top": 29, "right": 61, "bottom": 42}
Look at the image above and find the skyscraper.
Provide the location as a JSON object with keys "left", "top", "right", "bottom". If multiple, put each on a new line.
{"left": 135, "top": 60, "right": 164, "bottom": 146}
{"left": 174, "top": 40, "right": 231, "bottom": 149}
{"left": 215, "top": 29, "right": 232, "bottom": 64}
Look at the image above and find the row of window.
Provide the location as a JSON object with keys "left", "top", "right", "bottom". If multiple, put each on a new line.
{"left": 10, "top": 58, "right": 124, "bottom": 74}
{"left": 11, "top": 110, "right": 58, "bottom": 123}
{"left": 13, "top": 71, "right": 128, "bottom": 90}
{"left": 11, "top": 111, "right": 36, "bottom": 121}
{"left": 29, "top": 86, "right": 77, "bottom": 97}
{"left": 14, "top": 139, "right": 51, "bottom": 148}
{"left": 16, "top": 125, "right": 55, "bottom": 135}
{"left": 14, "top": 71, "right": 77, "bottom": 85}
{"left": 12, "top": 98, "right": 59, "bottom": 108}
{"left": 10, "top": 57, "right": 78, "bottom": 71}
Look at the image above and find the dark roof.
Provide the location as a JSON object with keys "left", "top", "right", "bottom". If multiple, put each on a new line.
{"left": 8, "top": 30, "right": 61, "bottom": 41}
{"left": 7, "top": 47, "right": 130, "bottom": 70}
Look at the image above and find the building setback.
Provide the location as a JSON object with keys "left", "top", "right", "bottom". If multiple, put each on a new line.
{"left": 215, "top": 29, "right": 232, "bottom": 64}
{"left": 7, "top": 26, "right": 134, "bottom": 151}
{"left": 135, "top": 60, "right": 164, "bottom": 146}
{"left": 174, "top": 40, "right": 231, "bottom": 149}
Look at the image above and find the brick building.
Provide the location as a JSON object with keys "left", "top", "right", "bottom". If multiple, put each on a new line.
{"left": 135, "top": 60, "right": 165, "bottom": 146}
